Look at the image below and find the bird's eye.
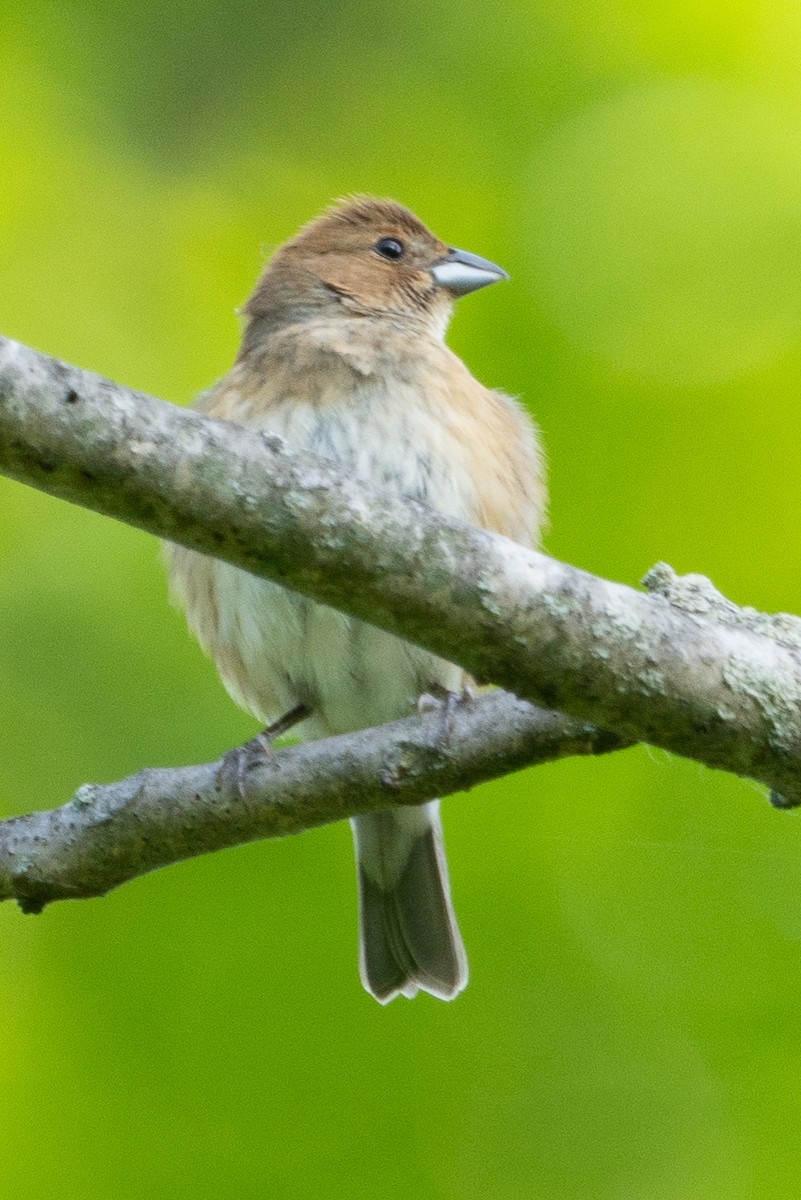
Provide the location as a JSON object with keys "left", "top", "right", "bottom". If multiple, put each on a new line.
{"left": 374, "top": 237, "right": 405, "bottom": 261}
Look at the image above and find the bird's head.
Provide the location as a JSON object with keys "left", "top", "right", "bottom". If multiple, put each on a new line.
{"left": 242, "top": 196, "right": 508, "bottom": 338}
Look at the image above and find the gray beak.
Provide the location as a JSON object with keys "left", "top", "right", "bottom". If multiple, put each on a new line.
{"left": 431, "top": 247, "right": 509, "bottom": 295}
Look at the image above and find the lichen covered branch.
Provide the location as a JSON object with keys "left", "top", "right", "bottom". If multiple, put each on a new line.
{"left": 1, "top": 335, "right": 801, "bottom": 809}
{"left": 0, "top": 693, "right": 623, "bottom": 912}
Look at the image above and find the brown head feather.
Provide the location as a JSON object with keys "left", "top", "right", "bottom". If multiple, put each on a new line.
{"left": 317, "top": 195, "right": 434, "bottom": 241}
{"left": 242, "top": 196, "right": 451, "bottom": 337}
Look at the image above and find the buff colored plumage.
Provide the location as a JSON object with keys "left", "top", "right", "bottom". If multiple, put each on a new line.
{"left": 167, "top": 197, "right": 546, "bottom": 1002}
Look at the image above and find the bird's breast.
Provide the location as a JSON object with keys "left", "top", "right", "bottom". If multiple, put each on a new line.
{"left": 169, "top": 335, "right": 543, "bottom": 734}
{"left": 169, "top": 372, "right": 478, "bottom": 733}
{"left": 257, "top": 383, "right": 482, "bottom": 517}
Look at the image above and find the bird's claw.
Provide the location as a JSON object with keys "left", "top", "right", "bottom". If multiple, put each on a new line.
{"left": 215, "top": 703, "right": 311, "bottom": 801}
{"left": 417, "top": 685, "right": 477, "bottom": 746}
{"left": 216, "top": 733, "right": 274, "bottom": 801}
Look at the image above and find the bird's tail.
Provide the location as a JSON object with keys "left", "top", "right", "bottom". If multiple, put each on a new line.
{"left": 351, "top": 800, "right": 468, "bottom": 1004}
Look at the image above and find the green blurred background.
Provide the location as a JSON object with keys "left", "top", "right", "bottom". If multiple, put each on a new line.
{"left": 2, "top": 1, "right": 801, "bottom": 1196}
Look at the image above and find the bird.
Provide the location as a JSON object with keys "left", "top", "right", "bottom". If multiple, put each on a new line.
{"left": 166, "top": 196, "right": 546, "bottom": 1003}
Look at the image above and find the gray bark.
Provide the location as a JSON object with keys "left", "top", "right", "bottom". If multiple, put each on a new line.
{"left": 0, "top": 693, "right": 622, "bottom": 912}
{"left": 0, "top": 333, "right": 799, "bottom": 909}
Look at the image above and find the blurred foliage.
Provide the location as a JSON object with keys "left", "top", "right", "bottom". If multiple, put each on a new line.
{"left": 3, "top": 1, "right": 801, "bottom": 1196}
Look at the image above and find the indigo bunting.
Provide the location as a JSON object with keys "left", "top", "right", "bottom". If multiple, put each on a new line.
{"left": 168, "top": 197, "right": 545, "bottom": 1002}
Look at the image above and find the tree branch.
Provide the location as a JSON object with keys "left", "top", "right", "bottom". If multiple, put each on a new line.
{"left": 1, "top": 334, "right": 800, "bottom": 810}
{"left": 0, "top": 693, "right": 623, "bottom": 913}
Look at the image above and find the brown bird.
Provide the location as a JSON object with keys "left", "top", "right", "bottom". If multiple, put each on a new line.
{"left": 167, "top": 197, "right": 546, "bottom": 1002}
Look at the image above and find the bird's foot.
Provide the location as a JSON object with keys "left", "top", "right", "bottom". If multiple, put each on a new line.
{"left": 216, "top": 703, "right": 311, "bottom": 799}
{"left": 417, "top": 684, "right": 477, "bottom": 745}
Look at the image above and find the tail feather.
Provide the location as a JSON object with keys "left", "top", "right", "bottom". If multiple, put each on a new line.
{"left": 352, "top": 801, "right": 468, "bottom": 1004}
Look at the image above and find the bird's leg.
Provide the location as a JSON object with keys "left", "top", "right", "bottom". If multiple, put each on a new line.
{"left": 417, "top": 683, "right": 477, "bottom": 744}
{"left": 216, "top": 703, "right": 311, "bottom": 798}
{"left": 257, "top": 704, "right": 313, "bottom": 745}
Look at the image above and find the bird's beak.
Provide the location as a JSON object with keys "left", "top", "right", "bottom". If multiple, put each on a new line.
{"left": 431, "top": 247, "right": 509, "bottom": 295}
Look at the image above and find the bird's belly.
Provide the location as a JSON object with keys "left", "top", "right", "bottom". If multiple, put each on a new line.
{"left": 196, "top": 561, "right": 461, "bottom": 736}
{"left": 169, "top": 392, "right": 471, "bottom": 736}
